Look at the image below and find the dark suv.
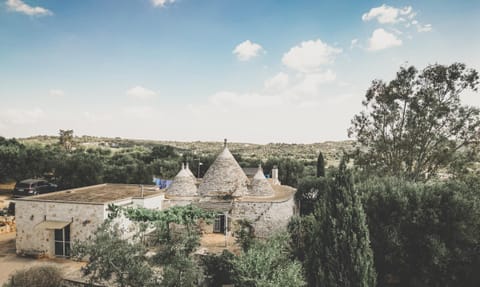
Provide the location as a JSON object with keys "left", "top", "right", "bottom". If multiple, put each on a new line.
{"left": 12, "top": 179, "right": 57, "bottom": 198}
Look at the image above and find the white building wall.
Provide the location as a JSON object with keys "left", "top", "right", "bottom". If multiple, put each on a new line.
{"left": 15, "top": 200, "right": 105, "bottom": 257}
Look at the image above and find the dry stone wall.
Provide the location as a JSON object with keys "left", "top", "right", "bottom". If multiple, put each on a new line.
{"left": 232, "top": 196, "right": 296, "bottom": 238}
{"left": 15, "top": 200, "right": 105, "bottom": 257}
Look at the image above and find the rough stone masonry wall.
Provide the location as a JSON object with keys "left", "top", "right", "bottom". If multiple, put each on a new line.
{"left": 15, "top": 200, "right": 105, "bottom": 257}
{"left": 232, "top": 196, "right": 296, "bottom": 238}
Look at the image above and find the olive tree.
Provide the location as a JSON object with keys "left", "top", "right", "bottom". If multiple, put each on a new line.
{"left": 349, "top": 63, "right": 480, "bottom": 181}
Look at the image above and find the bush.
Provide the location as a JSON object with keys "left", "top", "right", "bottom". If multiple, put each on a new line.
{"left": 3, "top": 265, "right": 63, "bottom": 287}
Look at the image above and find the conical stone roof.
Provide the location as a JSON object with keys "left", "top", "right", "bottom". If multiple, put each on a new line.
{"left": 166, "top": 164, "right": 198, "bottom": 197}
{"left": 248, "top": 165, "right": 274, "bottom": 196}
{"left": 198, "top": 147, "right": 249, "bottom": 197}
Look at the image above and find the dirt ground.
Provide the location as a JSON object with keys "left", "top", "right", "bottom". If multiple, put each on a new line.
{"left": 0, "top": 232, "right": 86, "bottom": 285}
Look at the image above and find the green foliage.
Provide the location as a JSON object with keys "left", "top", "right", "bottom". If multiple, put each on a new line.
{"left": 72, "top": 221, "right": 157, "bottom": 287}
{"left": 200, "top": 250, "right": 235, "bottom": 287}
{"left": 294, "top": 163, "right": 376, "bottom": 287}
{"left": 295, "top": 176, "right": 328, "bottom": 215}
{"left": 3, "top": 265, "right": 63, "bottom": 287}
{"left": 358, "top": 176, "right": 480, "bottom": 287}
{"left": 317, "top": 151, "right": 325, "bottom": 177}
{"left": 59, "top": 129, "right": 74, "bottom": 151}
{"left": 264, "top": 157, "right": 305, "bottom": 187}
{"left": 232, "top": 233, "right": 306, "bottom": 287}
{"left": 234, "top": 219, "right": 255, "bottom": 252}
{"left": 56, "top": 150, "right": 105, "bottom": 189}
{"left": 349, "top": 63, "right": 480, "bottom": 181}
{"left": 122, "top": 204, "right": 216, "bottom": 227}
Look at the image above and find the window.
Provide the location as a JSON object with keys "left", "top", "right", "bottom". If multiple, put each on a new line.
{"left": 54, "top": 225, "right": 71, "bottom": 257}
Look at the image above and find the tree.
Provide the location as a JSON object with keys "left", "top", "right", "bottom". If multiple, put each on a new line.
{"left": 317, "top": 151, "right": 325, "bottom": 177}
{"left": 73, "top": 221, "right": 157, "bottom": 287}
{"left": 200, "top": 250, "right": 235, "bottom": 287}
{"left": 299, "top": 162, "right": 376, "bottom": 287}
{"left": 59, "top": 129, "right": 74, "bottom": 151}
{"left": 358, "top": 176, "right": 480, "bottom": 287}
{"left": 122, "top": 205, "right": 215, "bottom": 286}
{"left": 0, "top": 137, "right": 23, "bottom": 182}
{"left": 231, "top": 233, "right": 306, "bottom": 287}
{"left": 349, "top": 63, "right": 480, "bottom": 181}
{"left": 264, "top": 158, "right": 305, "bottom": 187}
{"left": 295, "top": 176, "right": 328, "bottom": 215}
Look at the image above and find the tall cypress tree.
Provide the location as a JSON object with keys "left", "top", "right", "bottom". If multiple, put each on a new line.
{"left": 304, "top": 160, "right": 376, "bottom": 287}
{"left": 317, "top": 152, "right": 325, "bottom": 177}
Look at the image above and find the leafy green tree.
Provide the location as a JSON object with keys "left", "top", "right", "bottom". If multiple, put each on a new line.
{"left": 200, "top": 250, "right": 235, "bottom": 287}
{"left": 122, "top": 205, "right": 215, "bottom": 286}
{"left": 232, "top": 233, "right": 306, "bottom": 287}
{"left": 358, "top": 176, "right": 480, "bottom": 287}
{"left": 349, "top": 63, "right": 480, "bottom": 181}
{"left": 0, "top": 137, "right": 24, "bottom": 182}
{"left": 56, "top": 150, "right": 104, "bottom": 189}
{"left": 300, "top": 162, "right": 376, "bottom": 287}
{"left": 59, "top": 129, "right": 74, "bottom": 151}
{"left": 72, "top": 221, "right": 157, "bottom": 287}
{"left": 317, "top": 151, "right": 325, "bottom": 177}
{"left": 264, "top": 158, "right": 305, "bottom": 187}
{"left": 295, "top": 176, "right": 328, "bottom": 215}
{"left": 234, "top": 219, "right": 255, "bottom": 252}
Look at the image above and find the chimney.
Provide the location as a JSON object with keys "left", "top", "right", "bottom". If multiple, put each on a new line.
{"left": 272, "top": 165, "right": 280, "bottom": 185}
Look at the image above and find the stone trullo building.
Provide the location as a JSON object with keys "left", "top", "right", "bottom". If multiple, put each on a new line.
{"left": 15, "top": 141, "right": 297, "bottom": 257}
{"left": 164, "top": 141, "right": 297, "bottom": 238}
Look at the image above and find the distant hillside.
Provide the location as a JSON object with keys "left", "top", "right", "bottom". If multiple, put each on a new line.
{"left": 20, "top": 135, "right": 355, "bottom": 167}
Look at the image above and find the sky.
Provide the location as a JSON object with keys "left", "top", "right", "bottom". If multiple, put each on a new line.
{"left": 1, "top": 0, "right": 479, "bottom": 144}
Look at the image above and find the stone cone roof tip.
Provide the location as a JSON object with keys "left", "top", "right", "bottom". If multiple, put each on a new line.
{"left": 166, "top": 164, "right": 198, "bottom": 197}
{"left": 249, "top": 165, "right": 274, "bottom": 196}
{"left": 198, "top": 146, "right": 249, "bottom": 197}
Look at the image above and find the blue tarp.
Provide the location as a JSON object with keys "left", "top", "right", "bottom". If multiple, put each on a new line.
{"left": 153, "top": 178, "right": 172, "bottom": 189}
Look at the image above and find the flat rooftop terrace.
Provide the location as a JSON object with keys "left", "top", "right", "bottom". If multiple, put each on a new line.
{"left": 16, "top": 184, "right": 161, "bottom": 204}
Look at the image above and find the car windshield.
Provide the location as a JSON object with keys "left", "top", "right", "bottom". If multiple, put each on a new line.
{"left": 16, "top": 183, "right": 31, "bottom": 188}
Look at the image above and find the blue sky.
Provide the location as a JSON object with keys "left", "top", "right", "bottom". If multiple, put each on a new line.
{"left": 1, "top": 0, "right": 479, "bottom": 143}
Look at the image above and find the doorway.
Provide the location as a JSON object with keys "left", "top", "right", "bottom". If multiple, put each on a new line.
{"left": 213, "top": 214, "right": 226, "bottom": 233}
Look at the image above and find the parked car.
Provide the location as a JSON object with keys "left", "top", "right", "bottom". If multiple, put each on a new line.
{"left": 12, "top": 179, "right": 57, "bottom": 198}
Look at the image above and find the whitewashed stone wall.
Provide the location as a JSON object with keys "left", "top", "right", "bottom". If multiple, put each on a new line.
{"left": 232, "top": 196, "right": 296, "bottom": 238}
{"left": 15, "top": 200, "right": 105, "bottom": 257}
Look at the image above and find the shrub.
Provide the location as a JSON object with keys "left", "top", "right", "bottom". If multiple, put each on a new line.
{"left": 3, "top": 265, "right": 63, "bottom": 287}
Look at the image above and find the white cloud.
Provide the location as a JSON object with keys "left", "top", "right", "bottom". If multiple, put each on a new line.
{"left": 0, "top": 107, "right": 45, "bottom": 125}
{"left": 232, "top": 40, "right": 264, "bottom": 61}
{"left": 6, "top": 0, "right": 52, "bottom": 16}
{"left": 49, "top": 89, "right": 64, "bottom": 97}
{"left": 417, "top": 23, "right": 432, "bottom": 32}
{"left": 126, "top": 86, "right": 158, "bottom": 99}
{"left": 350, "top": 38, "right": 360, "bottom": 49}
{"left": 151, "top": 0, "right": 176, "bottom": 7}
{"left": 367, "top": 28, "right": 402, "bottom": 51}
{"left": 264, "top": 72, "right": 289, "bottom": 91}
{"left": 362, "top": 4, "right": 413, "bottom": 24}
{"left": 282, "top": 39, "right": 341, "bottom": 73}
